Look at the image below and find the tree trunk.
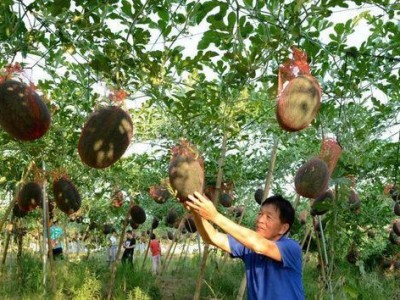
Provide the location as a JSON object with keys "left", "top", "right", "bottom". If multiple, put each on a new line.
{"left": 237, "top": 138, "right": 279, "bottom": 300}
{"left": 106, "top": 199, "right": 135, "bottom": 300}
{"left": 193, "top": 131, "right": 228, "bottom": 300}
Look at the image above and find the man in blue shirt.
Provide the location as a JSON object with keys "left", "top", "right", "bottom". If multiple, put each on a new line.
{"left": 50, "top": 219, "right": 64, "bottom": 260}
{"left": 185, "top": 193, "right": 305, "bottom": 300}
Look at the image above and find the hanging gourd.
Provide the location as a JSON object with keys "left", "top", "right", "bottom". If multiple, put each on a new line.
{"left": 320, "top": 137, "right": 342, "bottom": 176}
{"left": 0, "top": 64, "right": 51, "bottom": 141}
{"left": 53, "top": 174, "right": 81, "bottom": 215}
{"left": 17, "top": 182, "right": 43, "bottom": 212}
{"left": 276, "top": 47, "right": 321, "bottom": 132}
{"left": 295, "top": 157, "right": 329, "bottom": 198}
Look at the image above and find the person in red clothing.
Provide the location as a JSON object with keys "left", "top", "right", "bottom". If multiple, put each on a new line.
{"left": 149, "top": 233, "right": 161, "bottom": 274}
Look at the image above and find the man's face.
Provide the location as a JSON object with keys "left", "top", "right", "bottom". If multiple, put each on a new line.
{"left": 255, "top": 204, "right": 288, "bottom": 240}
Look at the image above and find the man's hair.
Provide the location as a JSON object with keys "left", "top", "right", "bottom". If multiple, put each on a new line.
{"left": 262, "top": 195, "right": 295, "bottom": 234}
{"left": 150, "top": 233, "right": 156, "bottom": 240}
{"left": 126, "top": 230, "right": 132, "bottom": 234}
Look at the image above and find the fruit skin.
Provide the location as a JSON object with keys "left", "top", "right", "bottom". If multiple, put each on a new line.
{"left": 276, "top": 75, "right": 321, "bottom": 132}
{"left": 254, "top": 188, "right": 264, "bottom": 205}
{"left": 219, "top": 193, "right": 233, "bottom": 207}
{"left": 18, "top": 182, "right": 43, "bottom": 212}
{"left": 0, "top": 80, "right": 51, "bottom": 141}
{"left": 394, "top": 202, "right": 400, "bottom": 216}
{"left": 53, "top": 176, "right": 81, "bottom": 215}
{"left": 13, "top": 204, "right": 28, "bottom": 218}
{"left": 184, "top": 216, "right": 197, "bottom": 233}
{"left": 151, "top": 217, "right": 159, "bottom": 229}
{"left": 167, "top": 231, "right": 174, "bottom": 240}
{"left": 78, "top": 106, "right": 133, "bottom": 169}
{"left": 311, "top": 190, "right": 333, "bottom": 216}
{"left": 168, "top": 140, "right": 204, "bottom": 202}
{"left": 348, "top": 189, "right": 361, "bottom": 211}
{"left": 130, "top": 205, "right": 146, "bottom": 224}
{"left": 165, "top": 209, "right": 178, "bottom": 226}
{"left": 295, "top": 158, "right": 329, "bottom": 199}
{"left": 393, "top": 221, "right": 400, "bottom": 236}
{"left": 149, "top": 185, "right": 171, "bottom": 204}
{"left": 390, "top": 186, "right": 399, "bottom": 202}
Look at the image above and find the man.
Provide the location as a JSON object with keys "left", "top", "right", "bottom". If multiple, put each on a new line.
{"left": 122, "top": 230, "right": 136, "bottom": 265}
{"left": 185, "top": 192, "right": 304, "bottom": 300}
{"left": 50, "top": 219, "right": 64, "bottom": 260}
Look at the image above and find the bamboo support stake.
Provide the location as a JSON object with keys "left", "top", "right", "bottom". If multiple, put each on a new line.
{"left": 0, "top": 217, "right": 14, "bottom": 271}
{"left": 106, "top": 198, "right": 135, "bottom": 300}
{"left": 174, "top": 234, "right": 189, "bottom": 272}
{"left": 193, "top": 131, "right": 228, "bottom": 300}
{"left": 140, "top": 228, "right": 153, "bottom": 272}
{"left": 17, "top": 226, "right": 23, "bottom": 288}
{"left": 236, "top": 138, "right": 279, "bottom": 300}
{"left": 159, "top": 219, "right": 185, "bottom": 276}
{"left": 164, "top": 235, "right": 179, "bottom": 274}
{"left": 181, "top": 235, "right": 192, "bottom": 269}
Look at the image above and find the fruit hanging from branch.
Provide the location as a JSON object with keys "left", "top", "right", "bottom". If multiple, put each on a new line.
{"left": 17, "top": 182, "right": 43, "bottom": 212}
{"left": 295, "top": 157, "right": 329, "bottom": 199}
{"left": 52, "top": 174, "right": 81, "bottom": 215}
{"left": 319, "top": 138, "right": 342, "bottom": 176}
{"left": 0, "top": 80, "right": 51, "bottom": 141}
{"left": 78, "top": 105, "right": 133, "bottom": 169}
{"left": 276, "top": 47, "right": 321, "bottom": 132}
{"left": 168, "top": 140, "right": 204, "bottom": 202}
{"left": 130, "top": 205, "right": 146, "bottom": 225}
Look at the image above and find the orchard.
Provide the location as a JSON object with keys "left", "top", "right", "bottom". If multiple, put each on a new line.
{"left": 0, "top": 1, "right": 399, "bottom": 299}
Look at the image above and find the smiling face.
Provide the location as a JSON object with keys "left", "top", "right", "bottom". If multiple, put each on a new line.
{"left": 255, "top": 203, "right": 289, "bottom": 241}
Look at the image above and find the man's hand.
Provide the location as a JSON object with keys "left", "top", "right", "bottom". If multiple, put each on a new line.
{"left": 187, "top": 192, "right": 218, "bottom": 222}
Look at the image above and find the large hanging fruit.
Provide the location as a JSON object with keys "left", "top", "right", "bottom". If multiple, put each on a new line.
{"left": 0, "top": 80, "right": 51, "bottom": 141}
{"left": 310, "top": 190, "right": 333, "bottom": 216}
{"left": 276, "top": 47, "right": 321, "bottom": 132}
{"left": 295, "top": 157, "right": 329, "bottom": 198}
{"left": 78, "top": 106, "right": 133, "bottom": 169}
{"left": 53, "top": 175, "right": 81, "bottom": 215}
{"left": 17, "top": 182, "right": 43, "bottom": 212}
{"left": 130, "top": 205, "right": 146, "bottom": 224}
{"left": 168, "top": 140, "right": 204, "bottom": 202}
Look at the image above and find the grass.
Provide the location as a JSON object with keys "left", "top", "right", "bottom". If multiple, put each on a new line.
{"left": 0, "top": 248, "right": 399, "bottom": 299}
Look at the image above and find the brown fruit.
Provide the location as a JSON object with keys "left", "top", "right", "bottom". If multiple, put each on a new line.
{"left": 53, "top": 176, "right": 81, "bottom": 215}
{"left": 130, "top": 205, "right": 146, "bottom": 224}
{"left": 389, "top": 231, "right": 400, "bottom": 245}
{"left": 393, "top": 221, "right": 400, "bottom": 236}
{"left": 311, "top": 190, "right": 333, "bottom": 216}
{"left": 390, "top": 186, "right": 399, "bottom": 202}
{"left": 348, "top": 189, "right": 361, "bottom": 211}
{"left": 13, "top": 203, "right": 27, "bottom": 218}
{"left": 184, "top": 216, "right": 197, "bottom": 233}
{"left": 165, "top": 209, "right": 178, "bottom": 225}
{"left": 149, "top": 185, "right": 171, "bottom": 204}
{"left": 295, "top": 158, "right": 329, "bottom": 198}
{"left": 276, "top": 75, "right": 321, "bottom": 132}
{"left": 394, "top": 202, "right": 400, "bottom": 216}
{"left": 0, "top": 80, "right": 51, "bottom": 141}
{"left": 219, "top": 193, "right": 233, "bottom": 207}
{"left": 78, "top": 106, "right": 133, "bottom": 169}
{"left": 18, "top": 182, "right": 43, "bottom": 212}
{"left": 168, "top": 140, "right": 204, "bottom": 202}
{"left": 346, "top": 246, "right": 360, "bottom": 264}
{"left": 167, "top": 231, "right": 174, "bottom": 240}
{"left": 254, "top": 188, "right": 264, "bottom": 205}
{"left": 152, "top": 217, "right": 160, "bottom": 229}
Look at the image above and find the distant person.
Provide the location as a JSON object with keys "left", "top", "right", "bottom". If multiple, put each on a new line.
{"left": 185, "top": 193, "right": 305, "bottom": 300}
{"left": 149, "top": 233, "right": 161, "bottom": 275}
{"left": 107, "top": 229, "right": 118, "bottom": 266}
{"left": 50, "top": 219, "right": 64, "bottom": 260}
{"left": 122, "top": 230, "right": 136, "bottom": 265}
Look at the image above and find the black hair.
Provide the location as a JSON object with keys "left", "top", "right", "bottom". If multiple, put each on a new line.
{"left": 262, "top": 195, "right": 295, "bottom": 234}
{"left": 150, "top": 233, "right": 156, "bottom": 240}
{"left": 126, "top": 230, "right": 132, "bottom": 234}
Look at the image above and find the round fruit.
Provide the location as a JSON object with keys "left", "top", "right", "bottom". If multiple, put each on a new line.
{"left": 276, "top": 75, "right": 321, "bottom": 132}
{"left": 13, "top": 203, "right": 27, "bottom": 218}
{"left": 165, "top": 209, "right": 177, "bottom": 225}
{"left": 78, "top": 106, "right": 133, "bottom": 169}
{"left": 295, "top": 158, "right": 329, "bottom": 198}
{"left": 17, "top": 182, "right": 43, "bottom": 212}
{"left": 393, "top": 221, "right": 400, "bottom": 236}
{"left": 254, "top": 188, "right": 264, "bottom": 205}
{"left": 168, "top": 141, "right": 204, "bottom": 202}
{"left": 184, "top": 216, "right": 197, "bottom": 233}
{"left": 152, "top": 217, "right": 159, "bottom": 229}
{"left": 310, "top": 190, "right": 333, "bottom": 216}
{"left": 130, "top": 205, "right": 146, "bottom": 224}
{"left": 53, "top": 176, "right": 81, "bottom": 215}
{"left": 394, "top": 202, "right": 400, "bottom": 216}
{"left": 0, "top": 80, "right": 51, "bottom": 141}
{"left": 348, "top": 189, "right": 361, "bottom": 211}
{"left": 219, "top": 193, "right": 233, "bottom": 207}
{"left": 167, "top": 231, "right": 174, "bottom": 240}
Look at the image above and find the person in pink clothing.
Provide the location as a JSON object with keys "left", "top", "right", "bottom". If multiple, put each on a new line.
{"left": 149, "top": 233, "right": 161, "bottom": 275}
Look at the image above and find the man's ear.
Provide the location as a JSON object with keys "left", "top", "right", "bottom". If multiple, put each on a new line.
{"left": 279, "top": 223, "right": 289, "bottom": 235}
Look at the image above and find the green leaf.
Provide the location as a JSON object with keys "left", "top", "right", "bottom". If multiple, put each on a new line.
{"left": 121, "top": 0, "right": 133, "bottom": 17}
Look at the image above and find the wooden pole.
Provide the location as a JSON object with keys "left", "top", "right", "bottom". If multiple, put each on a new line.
{"left": 140, "top": 228, "right": 153, "bottom": 272}
{"left": 0, "top": 162, "right": 34, "bottom": 232}
{"left": 237, "top": 138, "right": 279, "bottom": 300}
{"left": 164, "top": 236, "right": 179, "bottom": 274}
{"left": 193, "top": 131, "right": 228, "bottom": 300}
{"left": 106, "top": 198, "right": 135, "bottom": 300}
{"left": 0, "top": 217, "right": 14, "bottom": 271}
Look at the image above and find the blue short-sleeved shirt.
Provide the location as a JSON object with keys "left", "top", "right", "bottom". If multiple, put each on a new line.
{"left": 228, "top": 234, "right": 305, "bottom": 300}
